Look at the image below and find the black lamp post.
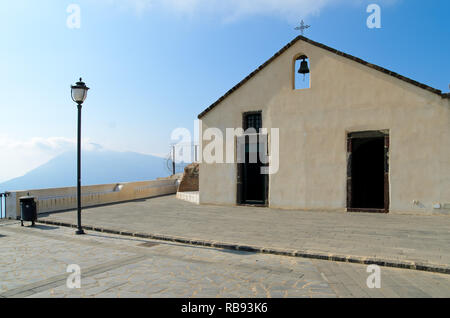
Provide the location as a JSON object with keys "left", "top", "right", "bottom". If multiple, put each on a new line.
{"left": 71, "top": 78, "right": 90, "bottom": 235}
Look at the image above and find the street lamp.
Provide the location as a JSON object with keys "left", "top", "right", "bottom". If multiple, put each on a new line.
{"left": 71, "top": 78, "right": 90, "bottom": 235}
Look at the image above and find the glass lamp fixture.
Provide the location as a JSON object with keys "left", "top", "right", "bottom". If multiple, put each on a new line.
{"left": 71, "top": 78, "right": 90, "bottom": 104}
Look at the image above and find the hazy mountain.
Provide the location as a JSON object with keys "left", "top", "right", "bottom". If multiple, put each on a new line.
{"left": 0, "top": 150, "right": 176, "bottom": 192}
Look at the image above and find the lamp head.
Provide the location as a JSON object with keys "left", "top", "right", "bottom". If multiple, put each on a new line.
{"left": 71, "top": 78, "right": 90, "bottom": 104}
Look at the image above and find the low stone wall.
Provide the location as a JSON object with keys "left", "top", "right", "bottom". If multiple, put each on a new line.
{"left": 5, "top": 178, "right": 178, "bottom": 219}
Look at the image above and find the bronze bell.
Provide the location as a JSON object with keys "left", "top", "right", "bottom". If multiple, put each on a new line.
{"left": 298, "top": 56, "right": 310, "bottom": 75}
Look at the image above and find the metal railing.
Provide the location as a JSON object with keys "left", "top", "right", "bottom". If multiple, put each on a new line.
{"left": 166, "top": 143, "right": 199, "bottom": 176}
{"left": 0, "top": 192, "right": 9, "bottom": 219}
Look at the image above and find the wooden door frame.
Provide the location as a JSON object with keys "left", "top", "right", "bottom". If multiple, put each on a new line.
{"left": 346, "top": 130, "right": 390, "bottom": 213}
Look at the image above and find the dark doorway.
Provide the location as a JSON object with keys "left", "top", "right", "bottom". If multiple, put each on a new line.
{"left": 237, "top": 112, "right": 268, "bottom": 206}
{"left": 347, "top": 131, "right": 389, "bottom": 213}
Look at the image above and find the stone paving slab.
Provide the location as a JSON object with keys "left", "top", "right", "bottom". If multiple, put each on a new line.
{"left": 0, "top": 222, "right": 335, "bottom": 298}
{"left": 37, "top": 196, "right": 450, "bottom": 271}
{"left": 1, "top": 222, "right": 450, "bottom": 298}
{"left": 0, "top": 223, "right": 136, "bottom": 295}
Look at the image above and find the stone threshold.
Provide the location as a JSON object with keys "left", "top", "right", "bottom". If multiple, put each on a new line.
{"left": 36, "top": 219, "right": 450, "bottom": 276}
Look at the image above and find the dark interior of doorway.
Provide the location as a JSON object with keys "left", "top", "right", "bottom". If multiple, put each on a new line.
{"left": 350, "top": 135, "right": 386, "bottom": 211}
{"left": 237, "top": 112, "right": 268, "bottom": 206}
{"left": 242, "top": 143, "right": 266, "bottom": 205}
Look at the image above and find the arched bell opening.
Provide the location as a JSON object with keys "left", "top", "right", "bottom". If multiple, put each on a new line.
{"left": 294, "top": 54, "right": 310, "bottom": 90}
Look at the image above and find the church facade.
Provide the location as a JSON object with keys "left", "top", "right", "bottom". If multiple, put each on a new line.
{"left": 197, "top": 36, "right": 450, "bottom": 214}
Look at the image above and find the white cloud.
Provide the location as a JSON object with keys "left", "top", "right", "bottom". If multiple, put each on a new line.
{"left": 0, "top": 135, "right": 103, "bottom": 182}
{"left": 108, "top": 0, "right": 398, "bottom": 22}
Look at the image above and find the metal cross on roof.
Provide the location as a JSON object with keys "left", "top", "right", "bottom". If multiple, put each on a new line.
{"left": 295, "top": 20, "right": 311, "bottom": 36}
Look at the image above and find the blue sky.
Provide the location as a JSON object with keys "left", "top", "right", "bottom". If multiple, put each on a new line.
{"left": 0, "top": 0, "right": 449, "bottom": 182}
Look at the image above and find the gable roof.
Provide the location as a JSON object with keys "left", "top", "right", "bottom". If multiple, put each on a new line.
{"left": 198, "top": 35, "right": 448, "bottom": 119}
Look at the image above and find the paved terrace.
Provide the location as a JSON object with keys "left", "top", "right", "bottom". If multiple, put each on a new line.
{"left": 38, "top": 195, "right": 450, "bottom": 270}
{"left": 3, "top": 221, "right": 449, "bottom": 298}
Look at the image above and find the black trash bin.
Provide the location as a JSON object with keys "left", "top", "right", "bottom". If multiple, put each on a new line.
{"left": 20, "top": 196, "right": 37, "bottom": 227}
